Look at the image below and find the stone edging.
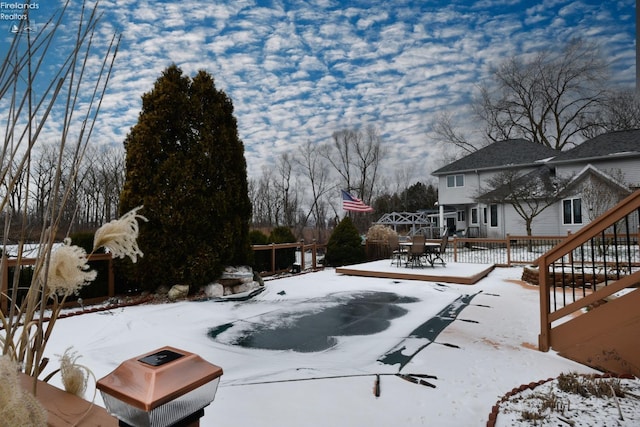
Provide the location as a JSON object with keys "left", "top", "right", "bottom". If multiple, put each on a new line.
{"left": 53, "top": 295, "right": 155, "bottom": 321}
{"left": 485, "top": 373, "right": 636, "bottom": 426}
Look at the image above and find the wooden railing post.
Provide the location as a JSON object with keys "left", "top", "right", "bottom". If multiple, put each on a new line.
{"left": 107, "top": 256, "right": 115, "bottom": 298}
{"left": 506, "top": 234, "right": 511, "bottom": 266}
{"left": 453, "top": 237, "right": 458, "bottom": 263}
{"left": 312, "top": 240, "right": 317, "bottom": 270}
{"left": 271, "top": 243, "right": 276, "bottom": 274}
{"left": 299, "top": 240, "right": 305, "bottom": 270}
{"left": 538, "top": 257, "right": 551, "bottom": 351}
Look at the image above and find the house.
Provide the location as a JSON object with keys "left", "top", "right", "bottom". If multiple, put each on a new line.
{"left": 431, "top": 130, "right": 640, "bottom": 238}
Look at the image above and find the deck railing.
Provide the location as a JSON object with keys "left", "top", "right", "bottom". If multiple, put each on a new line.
{"left": 251, "top": 241, "right": 326, "bottom": 275}
{"left": 536, "top": 190, "right": 640, "bottom": 352}
{"left": 366, "top": 235, "right": 570, "bottom": 266}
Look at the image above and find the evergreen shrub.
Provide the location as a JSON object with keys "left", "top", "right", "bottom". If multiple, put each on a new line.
{"left": 324, "top": 217, "right": 365, "bottom": 267}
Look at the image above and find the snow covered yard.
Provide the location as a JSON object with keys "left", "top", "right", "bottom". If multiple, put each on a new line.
{"left": 43, "top": 264, "right": 637, "bottom": 426}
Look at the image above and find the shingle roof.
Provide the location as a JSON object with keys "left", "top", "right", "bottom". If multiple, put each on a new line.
{"left": 551, "top": 129, "right": 640, "bottom": 163}
{"left": 431, "top": 139, "right": 558, "bottom": 175}
{"left": 476, "top": 165, "right": 555, "bottom": 202}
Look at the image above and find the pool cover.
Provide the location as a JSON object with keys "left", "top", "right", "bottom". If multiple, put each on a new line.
{"left": 208, "top": 290, "right": 480, "bottom": 368}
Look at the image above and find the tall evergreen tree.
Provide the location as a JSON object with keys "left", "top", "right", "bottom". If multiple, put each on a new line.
{"left": 119, "top": 65, "right": 251, "bottom": 291}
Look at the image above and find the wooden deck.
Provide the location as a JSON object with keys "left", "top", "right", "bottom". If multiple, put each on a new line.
{"left": 335, "top": 260, "right": 495, "bottom": 285}
{"left": 19, "top": 373, "right": 118, "bottom": 427}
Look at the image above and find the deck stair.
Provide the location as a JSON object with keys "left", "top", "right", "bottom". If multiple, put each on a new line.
{"left": 537, "top": 190, "right": 640, "bottom": 376}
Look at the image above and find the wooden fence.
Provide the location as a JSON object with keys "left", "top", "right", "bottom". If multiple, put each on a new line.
{"left": 1, "top": 242, "right": 326, "bottom": 313}
{"left": 1, "top": 253, "right": 114, "bottom": 314}
{"left": 251, "top": 240, "right": 326, "bottom": 275}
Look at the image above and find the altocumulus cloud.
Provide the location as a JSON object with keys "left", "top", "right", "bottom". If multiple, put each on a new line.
{"left": 1, "top": 0, "right": 635, "bottom": 180}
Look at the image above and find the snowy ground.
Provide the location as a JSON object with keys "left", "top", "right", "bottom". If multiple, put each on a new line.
{"left": 42, "top": 263, "right": 637, "bottom": 426}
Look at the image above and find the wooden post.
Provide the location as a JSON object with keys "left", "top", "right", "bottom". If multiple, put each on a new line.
{"left": 271, "top": 243, "right": 276, "bottom": 275}
{"left": 506, "top": 234, "right": 512, "bottom": 266}
{"left": 108, "top": 257, "right": 115, "bottom": 298}
{"left": 299, "top": 240, "right": 305, "bottom": 270}
{"left": 312, "top": 240, "right": 317, "bottom": 270}
{"left": 452, "top": 237, "right": 458, "bottom": 263}
{"left": 538, "top": 254, "right": 551, "bottom": 351}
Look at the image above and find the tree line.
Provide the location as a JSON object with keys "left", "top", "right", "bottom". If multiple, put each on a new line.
{"left": 1, "top": 123, "right": 435, "bottom": 245}
{"left": 248, "top": 128, "right": 438, "bottom": 241}
{"left": 1, "top": 145, "right": 125, "bottom": 241}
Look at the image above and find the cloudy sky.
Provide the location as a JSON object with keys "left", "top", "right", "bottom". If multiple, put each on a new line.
{"left": 1, "top": 0, "right": 636, "bottom": 181}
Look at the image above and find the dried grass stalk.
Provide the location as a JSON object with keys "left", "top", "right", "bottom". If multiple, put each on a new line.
{"left": 58, "top": 348, "right": 89, "bottom": 397}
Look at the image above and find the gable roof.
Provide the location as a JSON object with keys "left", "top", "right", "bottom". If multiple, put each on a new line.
{"left": 551, "top": 129, "right": 640, "bottom": 164}
{"left": 432, "top": 139, "right": 558, "bottom": 175}
{"left": 568, "top": 164, "right": 632, "bottom": 194}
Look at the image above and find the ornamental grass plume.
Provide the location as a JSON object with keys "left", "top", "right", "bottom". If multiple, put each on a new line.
{"left": 58, "top": 348, "right": 91, "bottom": 398}
{"left": 43, "top": 238, "right": 97, "bottom": 298}
{"left": 93, "top": 206, "right": 147, "bottom": 263}
{"left": 0, "top": 356, "right": 47, "bottom": 426}
{"left": 366, "top": 224, "right": 397, "bottom": 243}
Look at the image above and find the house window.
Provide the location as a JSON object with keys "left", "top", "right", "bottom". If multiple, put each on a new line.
{"left": 483, "top": 207, "right": 487, "bottom": 224}
{"left": 446, "top": 174, "right": 464, "bottom": 188}
{"left": 471, "top": 208, "right": 478, "bottom": 225}
{"left": 563, "top": 198, "right": 582, "bottom": 225}
{"left": 457, "top": 211, "right": 465, "bottom": 221}
{"left": 490, "top": 204, "right": 498, "bottom": 227}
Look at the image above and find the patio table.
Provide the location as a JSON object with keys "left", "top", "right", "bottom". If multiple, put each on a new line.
{"left": 400, "top": 242, "right": 439, "bottom": 267}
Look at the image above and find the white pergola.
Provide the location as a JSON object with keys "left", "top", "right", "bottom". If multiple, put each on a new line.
{"left": 374, "top": 211, "right": 436, "bottom": 236}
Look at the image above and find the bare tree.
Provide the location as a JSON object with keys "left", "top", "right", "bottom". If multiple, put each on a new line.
{"left": 29, "top": 145, "right": 58, "bottom": 225}
{"left": 475, "top": 38, "right": 608, "bottom": 150}
{"left": 431, "top": 111, "right": 479, "bottom": 154}
{"left": 434, "top": 39, "right": 609, "bottom": 154}
{"left": 580, "top": 89, "right": 640, "bottom": 139}
{"left": 100, "top": 146, "right": 125, "bottom": 222}
{"left": 275, "top": 153, "right": 298, "bottom": 227}
{"left": 74, "top": 145, "right": 124, "bottom": 228}
{"left": 295, "top": 140, "right": 333, "bottom": 239}
{"left": 250, "top": 167, "right": 280, "bottom": 228}
{"left": 477, "top": 167, "right": 573, "bottom": 237}
{"left": 580, "top": 169, "right": 629, "bottom": 222}
{"left": 322, "top": 126, "right": 384, "bottom": 203}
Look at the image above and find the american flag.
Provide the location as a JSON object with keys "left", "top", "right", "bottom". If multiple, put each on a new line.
{"left": 341, "top": 190, "right": 373, "bottom": 212}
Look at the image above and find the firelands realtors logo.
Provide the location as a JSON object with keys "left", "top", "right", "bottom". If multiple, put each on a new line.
{"left": 1, "top": 2, "right": 40, "bottom": 33}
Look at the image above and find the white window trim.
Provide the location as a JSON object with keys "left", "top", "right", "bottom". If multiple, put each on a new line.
{"left": 562, "top": 198, "right": 583, "bottom": 225}
{"left": 470, "top": 207, "right": 479, "bottom": 225}
{"left": 446, "top": 174, "right": 465, "bottom": 188}
{"left": 489, "top": 204, "right": 499, "bottom": 228}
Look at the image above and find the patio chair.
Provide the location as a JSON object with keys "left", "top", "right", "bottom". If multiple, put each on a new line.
{"left": 425, "top": 230, "right": 448, "bottom": 267}
{"left": 388, "top": 234, "right": 404, "bottom": 267}
{"left": 407, "top": 235, "right": 426, "bottom": 268}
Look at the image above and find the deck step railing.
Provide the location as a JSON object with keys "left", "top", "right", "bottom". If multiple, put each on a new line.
{"left": 537, "top": 190, "right": 640, "bottom": 352}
